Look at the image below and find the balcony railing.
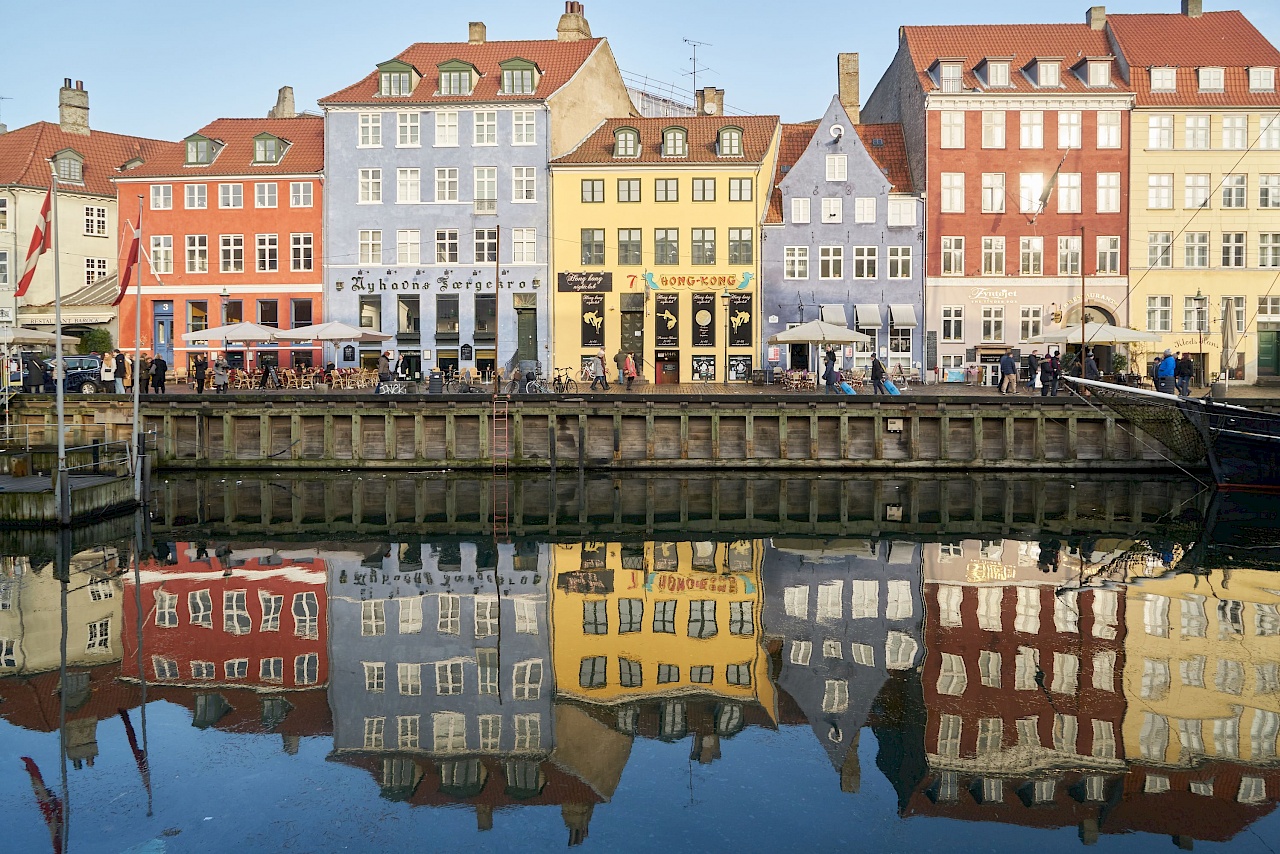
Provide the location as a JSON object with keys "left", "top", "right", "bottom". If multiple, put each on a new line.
{"left": 474, "top": 198, "right": 497, "bottom": 215}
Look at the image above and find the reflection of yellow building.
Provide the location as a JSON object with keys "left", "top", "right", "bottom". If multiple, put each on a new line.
{"left": 551, "top": 540, "right": 773, "bottom": 717}
{"left": 549, "top": 112, "right": 780, "bottom": 384}
{"left": 1123, "top": 570, "right": 1280, "bottom": 766}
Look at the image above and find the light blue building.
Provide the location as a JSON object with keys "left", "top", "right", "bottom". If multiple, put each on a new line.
{"left": 762, "top": 60, "right": 925, "bottom": 379}
{"left": 318, "top": 11, "right": 632, "bottom": 378}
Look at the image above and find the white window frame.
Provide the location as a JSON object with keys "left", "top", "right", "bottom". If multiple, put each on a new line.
{"left": 397, "top": 112, "right": 420, "bottom": 147}
{"left": 359, "top": 113, "right": 381, "bottom": 147}
{"left": 940, "top": 111, "right": 965, "bottom": 149}
{"left": 826, "top": 154, "right": 848, "bottom": 181}
{"left": 982, "top": 111, "right": 1006, "bottom": 148}
{"left": 982, "top": 173, "right": 1005, "bottom": 213}
{"left": 435, "top": 111, "right": 459, "bottom": 147}
{"left": 1020, "top": 111, "right": 1043, "bottom": 149}
{"left": 1097, "top": 111, "right": 1121, "bottom": 148}
{"left": 941, "top": 172, "right": 965, "bottom": 213}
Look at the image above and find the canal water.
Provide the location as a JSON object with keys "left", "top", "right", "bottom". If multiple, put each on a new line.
{"left": 2, "top": 473, "right": 1278, "bottom": 853}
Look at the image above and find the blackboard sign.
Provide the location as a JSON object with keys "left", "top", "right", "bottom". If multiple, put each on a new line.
{"left": 926, "top": 330, "right": 938, "bottom": 371}
{"left": 691, "top": 293, "right": 715, "bottom": 347}
{"left": 461, "top": 344, "right": 474, "bottom": 361}
{"left": 581, "top": 294, "right": 604, "bottom": 347}
{"left": 655, "top": 293, "right": 679, "bottom": 347}
{"left": 342, "top": 345, "right": 356, "bottom": 361}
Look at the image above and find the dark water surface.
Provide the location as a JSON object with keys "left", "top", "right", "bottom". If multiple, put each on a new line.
{"left": 2, "top": 472, "right": 1279, "bottom": 853}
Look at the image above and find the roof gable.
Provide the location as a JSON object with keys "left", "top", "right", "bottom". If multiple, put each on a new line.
{"left": 0, "top": 122, "right": 180, "bottom": 195}
{"left": 118, "top": 116, "right": 323, "bottom": 179}
{"left": 551, "top": 115, "right": 779, "bottom": 166}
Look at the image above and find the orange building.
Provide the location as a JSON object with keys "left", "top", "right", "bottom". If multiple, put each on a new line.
{"left": 114, "top": 100, "right": 323, "bottom": 376}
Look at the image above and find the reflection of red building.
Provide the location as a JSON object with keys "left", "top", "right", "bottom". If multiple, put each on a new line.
{"left": 0, "top": 663, "right": 142, "bottom": 768}
{"left": 121, "top": 545, "right": 328, "bottom": 694}
{"left": 1109, "top": 763, "right": 1280, "bottom": 844}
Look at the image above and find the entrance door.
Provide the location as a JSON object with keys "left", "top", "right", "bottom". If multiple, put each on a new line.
{"left": 152, "top": 301, "right": 174, "bottom": 365}
{"left": 789, "top": 344, "right": 808, "bottom": 370}
{"left": 1259, "top": 331, "right": 1279, "bottom": 376}
{"left": 655, "top": 353, "right": 679, "bottom": 385}
{"left": 621, "top": 310, "right": 644, "bottom": 376}
{"left": 516, "top": 309, "right": 537, "bottom": 364}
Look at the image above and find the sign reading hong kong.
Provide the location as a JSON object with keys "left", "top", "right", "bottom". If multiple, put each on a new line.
{"left": 337, "top": 269, "right": 540, "bottom": 292}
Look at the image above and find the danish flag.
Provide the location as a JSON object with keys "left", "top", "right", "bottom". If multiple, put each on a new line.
{"left": 15, "top": 185, "right": 54, "bottom": 298}
{"left": 113, "top": 216, "right": 141, "bottom": 306}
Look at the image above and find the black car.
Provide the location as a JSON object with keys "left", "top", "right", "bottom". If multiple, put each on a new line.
{"left": 21, "top": 354, "right": 105, "bottom": 393}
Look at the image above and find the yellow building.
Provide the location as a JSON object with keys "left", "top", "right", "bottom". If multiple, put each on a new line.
{"left": 1107, "top": 9, "right": 1280, "bottom": 383}
{"left": 550, "top": 104, "right": 780, "bottom": 384}
{"left": 1122, "top": 570, "right": 1280, "bottom": 767}
{"left": 550, "top": 539, "right": 774, "bottom": 729}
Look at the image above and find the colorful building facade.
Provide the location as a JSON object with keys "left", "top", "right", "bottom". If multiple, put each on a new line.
{"left": 318, "top": 9, "right": 633, "bottom": 378}
{"left": 550, "top": 112, "right": 780, "bottom": 383}
{"left": 114, "top": 110, "right": 324, "bottom": 375}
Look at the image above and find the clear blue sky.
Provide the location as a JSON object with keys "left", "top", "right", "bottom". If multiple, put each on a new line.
{"left": 3, "top": 0, "right": 1279, "bottom": 139}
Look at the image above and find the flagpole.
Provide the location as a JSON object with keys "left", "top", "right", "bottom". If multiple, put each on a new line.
{"left": 49, "top": 167, "right": 70, "bottom": 526}
{"left": 131, "top": 197, "right": 144, "bottom": 503}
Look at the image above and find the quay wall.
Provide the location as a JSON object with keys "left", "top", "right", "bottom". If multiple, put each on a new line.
{"left": 9, "top": 394, "right": 1207, "bottom": 473}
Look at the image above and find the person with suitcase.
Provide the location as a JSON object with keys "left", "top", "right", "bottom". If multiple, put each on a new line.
{"left": 870, "top": 354, "right": 888, "bottom": 395}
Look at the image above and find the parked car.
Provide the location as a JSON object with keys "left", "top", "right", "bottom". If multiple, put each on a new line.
{"left": 20, "top": 354, "right": 104, "bottom": 393}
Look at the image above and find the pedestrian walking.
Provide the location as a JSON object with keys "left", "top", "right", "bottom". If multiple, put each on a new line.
{"left": 213, "top": 353, "right": 230, "bottom": 393}
{"left": 113, "top": 350, "right": 126, "bottom": 394}
{"left": 150, "top": 354, "right": 168, "bottom": 394}
{"left": 590, "top": 348, "right": 609, "bottom": 391}
{"left": 1040, "top": 351, "right": 1060, "bottom": 397}
{"left": 22, "top": 354, "right": 44, "bottom": 393}
{"left": 999, "top": 349, "right": 1017, "bottom": 394}
{"left": 823, "top": 355, "right": 840, "bottom": 394}
{"left": 1084, "top": 349, "right": 1101, "bottom": 381}
{"left": 624, "top": 351, "right": 638, "bottom": 391}
{"left": 377, "top": 350, "right": 392, "bottom": 393}
{"left": 192, "top": 354, "right": 208, "bottom": 394}
{"left": 99, "top": 352, "right": 116, "bottom": 393}
{"left": 613, "top": 348, "right": 627, "bottom": 385}
{"left": 138, "top": 354, "right": 151, "bottom": 394}
{"left": 870, "top": 353, "right": 887, "bottom": 395}
{"left": 1155, "top": 349, "right": 1177, "bottom": 394}
{"left": 1026, "top": 351, "right": 1041, "bottom": 394}
{"left": 1175, "top": 352, "right": 1194, "bottom": 397}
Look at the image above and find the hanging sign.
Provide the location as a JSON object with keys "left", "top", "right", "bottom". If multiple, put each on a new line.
{"left": 692, "top": 293, "right": 715, "bottom": 347}
{"left": 655, "top": 293, "right": 679, "bottom": 348}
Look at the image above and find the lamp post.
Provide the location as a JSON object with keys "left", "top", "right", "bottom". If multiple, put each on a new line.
{"left": 720, "top": 290, "right": 731, "bottom": 384}
{"left": 1194, "top": 287, "right": 1207, "bottom": 387}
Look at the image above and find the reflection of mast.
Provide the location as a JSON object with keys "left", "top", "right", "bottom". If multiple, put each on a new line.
{"left": 20, "top": 757, "right": 64, "bottom": 854}
{"left": 118, "top": 709, "right": 152, "bottom": 813}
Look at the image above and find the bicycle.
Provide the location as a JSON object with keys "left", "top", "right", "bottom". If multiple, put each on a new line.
{"left": 445, "top": 371, "right": 486, "bottom": 394}
{"left": 577, "top": 363, "right": 593, "bottom": 383}
{"left": 552, "top": 367, "right": 578, "bottom": 395}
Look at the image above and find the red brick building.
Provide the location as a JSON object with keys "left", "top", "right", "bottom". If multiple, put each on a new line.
{"left": 114, "top": 103, "right": 323, "bottom": 377}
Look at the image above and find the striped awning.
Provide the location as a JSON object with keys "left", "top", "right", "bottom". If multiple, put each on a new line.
{"left": 855, "top": 304, "right": 882, "bottom": 329}
{"left": 890, "top": 305, "right": 918, "bottom": 328}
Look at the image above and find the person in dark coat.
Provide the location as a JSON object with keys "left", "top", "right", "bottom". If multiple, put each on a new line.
{"left": 113, "top": 350, "right": 126, "bottom": 394}
{"left": 22, "top": 355, "right": 45, "bottom": 393}
{"left": 1026, "top": 351, "right": 1041, "bottom": 394}
{"left": 192, "top": 354, "right": 208, "bottom": 394}
{"left": 613, "top": 348, "right": 627, "bottom": 384}
{"left": 823, "top": 353, "right": 839, "bottom": 394}
{"left": 870, "top": 354, "right": 888, "bottom": 395}
{"left": 1084, "top": 349, "right": 1101, "bottom": 381}
{"left": 1175, "top": 352, "right": 1194, "bottom": 397}
{"left": 1040, "top": 351, "right": 1060, "bottom": 397}
{"left": 149, "top": 355, "right": 168, "bottom": 394}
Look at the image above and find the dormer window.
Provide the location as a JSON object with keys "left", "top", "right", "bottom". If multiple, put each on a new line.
{"left": 718, "top": 127, "right": 743, "bottom": 157}
{"left": 1151, "top": 67, "right": 1177, "bottom": 92}
{"left": 499, "top": 58, "right": 539, "bottom": 95}
{"left": 1039, "top": 62, "right": 1061, "bottom": 87}
{"left": 939, "top": 62, "right": 963, "bottom": 93}
{"left": 613, "top": 127, "right": 639, "bottom": 158}
{"left": 662, "top": 127, "right": 687, "bottom": 157}
{"left": 53, "top": 151, "right": 83, "bottom": 184}
{"left": 986, "top": 61, "right": 1011, "bottom": 87}
{"left": 253, "top": 135, "right": 285, "bottom": 164}
{"left": 1199, "top": 67, "right": 1224, "bottom": 92}
{"left": 185, "top": 136, "right": 217, "bottom": 165}
{"left": 436, "top": 60, "right": 477, "bottom": 97}
{"left": 1087, "top": 61, "right": 1111, "bottom": 87}
{"left": 1250, "top": 67, "right": 1276, "bottom": 92}
{"left": 380, "top": 71, "right": 411, "bottom": 96}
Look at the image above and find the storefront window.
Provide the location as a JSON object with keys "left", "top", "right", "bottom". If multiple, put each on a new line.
{"left": 475, "top": 294, "right": 496, "bottom": 341}
{"left": 888, "top": 327, "right": 912, "bottom": 371}
{"left": 188, "top": 300, "right": 208, "bottom": 333}
{"left": 359, "top": 296, "right": 381, "bottom": 330}
{"left": 437, "top": 295, "right": 460, "bottom": 337}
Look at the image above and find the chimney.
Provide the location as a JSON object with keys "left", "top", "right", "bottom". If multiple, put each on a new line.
{"left": 557, "top": 2, "right": 592, "bottom": 42}
{"left": 1086, "top": 6, "right": 1107, "bottom": 30}
{"left": 694, "top": 87, "right": 725, "bottom": 116}
{"left": 1181, "top": 0, "right": 1202, "bottom": 17}
{"left": 838, "top": 53, "right": 861, "bottom": 124}
{"left": 469, "top": 21, "right": 487, "bottom": 44}
{"left": 267, "top": 86, "right": 296, "bottom": 119}
{"left": 59, "top": 78, "right": 90, "bottom": 136}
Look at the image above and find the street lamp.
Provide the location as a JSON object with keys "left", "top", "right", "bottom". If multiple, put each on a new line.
{"left": 1193, "top": 287, "right": 1208, "bottom": 387}
{"left": 720, "top": 289, "right": 731, "bottom": 383}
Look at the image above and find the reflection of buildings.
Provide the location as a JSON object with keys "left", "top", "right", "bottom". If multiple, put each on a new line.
{"left": 327, "top": 541, "right": 609, "bottom": 840}
{"left": 909, "top": 539, "right": 1129, "bottom": 839}
{"left": 1120, "top": 569, "right": 1280, "bottom": 843}
{"left": 552, "top": 540, "right": 776, "bottom": 757}
{"left": 762, "top": 538, "right": 926, "bottom": 795}
{"left": 120, "top": 544, "right": 329, "bottom": 743}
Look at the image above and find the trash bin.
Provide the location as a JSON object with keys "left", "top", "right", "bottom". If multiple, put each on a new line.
{"left": 427, "top": 371, "right": 443, "bottom": 394}
{"left": 1210, "top": 381, "right": 1227, "bottom": 401}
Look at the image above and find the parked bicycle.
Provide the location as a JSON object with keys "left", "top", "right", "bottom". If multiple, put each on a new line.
{"left": 552, "top": 367, "right": 579, "bottom": 395}
{"left": 506, "top": 366, "right": 549, "bottom": 394}
{"left": 444, "top": 371, "right": 487, "bottom": 394}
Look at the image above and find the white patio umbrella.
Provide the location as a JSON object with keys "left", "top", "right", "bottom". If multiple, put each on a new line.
{"left": 180, "top": 322, "right": 279, "bottom": 344}
{"left": 767, "top": 320, "right": 871, "bottom": 344}
{"left": 1028, "top": 322, "right": 1162, "bottom": 345}
{"left": 272, "top": 321, "right": 391, "bottom": 343}
{"left": 1221, "top": 304, "right": 1240, "bottom": 384}
{"left": 0, "top": 326, "right": 82, "bottom": 347}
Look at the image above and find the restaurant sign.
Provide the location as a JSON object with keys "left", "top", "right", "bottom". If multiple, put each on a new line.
{"left": 558, "top": 272, "right": 613, "bottom": 292}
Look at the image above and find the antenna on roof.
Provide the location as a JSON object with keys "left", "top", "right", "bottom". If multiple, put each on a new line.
{"left": 682, "top": 38, "right": 712, "bottom": 100}
{"left": 0, "top": 96, "right": 12, "bottom": 123}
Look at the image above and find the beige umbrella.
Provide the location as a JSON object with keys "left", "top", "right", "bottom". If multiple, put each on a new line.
{"left": 767, "top": 320, "right": 871, "bottom": 344}
{"left": 0, "top": 326, "right": 81, "bottom": 347}
{"left": 1221, "top": 303, "right": 1240, "bottom": 381}
{"left": 1028, "top": 322, "right": 1163, "bottom": 345}
{"left": 272, "top": 321, "right": 392, "bottom": 343}
{"left": 180, "top": 322, "right": 278, "bottom": 344}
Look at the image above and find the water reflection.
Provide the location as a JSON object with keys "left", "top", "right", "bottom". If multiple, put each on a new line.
{"left": 1, "top": 474, "right": 1279, "bottom": 851}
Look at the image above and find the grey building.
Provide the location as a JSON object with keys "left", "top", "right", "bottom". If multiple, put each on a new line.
{"left": 762, "top": 56, "right": 924, "bottom": 378}
{"left": 762, "top": 537, "right": 925, "bottom": 792}
{"left": 318, "top": 7, "right": 632, "bottom": 378}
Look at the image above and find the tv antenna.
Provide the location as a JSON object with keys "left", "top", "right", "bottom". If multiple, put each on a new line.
{"left": 683, "top": 39, "right": 713, "bottom": 100}
{"left": 0, "top": 96, "right": 12, "bottom": 125}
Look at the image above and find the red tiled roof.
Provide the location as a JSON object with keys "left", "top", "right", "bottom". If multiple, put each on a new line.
{"left": 765, "top": 122, "right": 818, "bottom": 224}
{"left": 855, "top": 123, "right": 913, "bottom": 194}
{"left": 1107, "top": 11, "right": 1280, "bottom": 107}
{"left": 0, "top": 122, "right": 179, "bottom": 195}
{"left": 551, "top": 115, "right": 779, "bottom": 165}
{"left": 319, "top": 39, "right": 604, "bottom": 106}
{"left": 901, "top": 24, "right": 1127, "bottom": 96}
{"left": 118, "top": 116, "right": 324, "bottom": 179}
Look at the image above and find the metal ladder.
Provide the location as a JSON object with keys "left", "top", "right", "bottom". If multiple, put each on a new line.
{"left": 491, "top": 395, "right": 510, "bottom": 542}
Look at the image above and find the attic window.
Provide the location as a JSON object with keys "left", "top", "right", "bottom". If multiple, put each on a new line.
{"left": 613, "top": 128, "right": 639, "bottom": 158}
{"left": 380, "top": 71, "right": 412, "bottom": 96}
{"left": 718, "top": 127, "right": 743, "bottom": 157}
{"left": 1087, "top": 61, "right": 1111, "bottom": 87}
{"left": 254, "top": 136, "right": 284, "bottom": 164}
{"left": 662, "top": 127, "right": 687, "bottom": 158}
{"left": 986, "top": 61, "right": 1010, "bottom": 87}
{"left": 871, "top": 138, "right": 885, "bottom": 147}
{"left": 439, "top": 69, "right": 473, "bottom": 96}
{"left": 1198, "top": 67, "right": 1224, "bottom": 92}
{"left": 1151, "top": 67, "right": 1177, "bottom": 92}
{"left": 54, "top": 154, "right": 83, "bottom": 184}
{"left": 1250, "top": 67, "right": 1275, "bottom": 92}
{"left": 185, "top": 138, "right": 215, "bottom": 165}
{"left": 939, "top": 62, "right": 963, "bottom": 93}
{"left": 1038, "top": 62, "right": 1061, "bottom": 87}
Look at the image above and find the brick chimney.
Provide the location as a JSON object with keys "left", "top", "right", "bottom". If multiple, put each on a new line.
{"left": 267, "top": 86, "right": 296, "bottom": 119}
{"left": 1182, "top": 0, "right": 1202, "bottom": 17}
{"left": 694, "top": 87, "right": 725, "bottom": 116}
{"left": 838, "top": 53, "right": 860, "bottom": 124}
{"left": 557, "top": 2, "right": 592, "bottom": 42}
{"left": 469, "top": 21, "right": 486, "bottom": 44}
{"left": 1086, "top": 6, "right": 1107, "bottom": 30}
{"left": 59, "top": 79, "right": 90, "bottom": 136}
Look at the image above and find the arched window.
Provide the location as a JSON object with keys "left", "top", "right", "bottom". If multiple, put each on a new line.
{"left": 662, "top": 127, "right": 687, "bottom": 157}
{"left": 719, "top": 127, "right": 743, "bottom": 157}
{"left": 613, "top": 128, "right": 639, "bottom": 158}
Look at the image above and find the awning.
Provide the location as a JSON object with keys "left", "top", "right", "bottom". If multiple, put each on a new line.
{"left": 889, "top": 305, "right": 918, "bottom": 328}
{"left": 855, "top": 304, "right": 882, "bottom": 329}
{"left": 820, "top": 304, "right": 847, "bottom": 325}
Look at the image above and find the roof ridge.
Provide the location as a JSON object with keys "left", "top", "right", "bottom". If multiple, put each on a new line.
{"left": 17, "top": 123, "right": 49, "bottom": 185}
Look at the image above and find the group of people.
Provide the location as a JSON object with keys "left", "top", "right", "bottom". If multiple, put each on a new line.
{"left": 1154, "top": 349, "right": 1196, "bottom": 397}
{"left": 98, "top": 350, "right": 169, "bottom": 394}
{"left": 822, "top": 351, "right": 890, "bottom": 395}
{"left": 997, "top": 348, "right": 1104, "bottom": 397}
{"left": 588, "top": 348, "right": 639, "bottom": 391}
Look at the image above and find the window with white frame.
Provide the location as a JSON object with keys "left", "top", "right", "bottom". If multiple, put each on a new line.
{"left": 940, "top": 111, "right": 965, "bottom": 148}
{"left": 433, "top": 712, "right": 466, "bottom": 753}
{"left": 1020, "top": 111, "right": 1043, "bottom": 148}
{"left": 1019, "top": 173, "right": 1044, "bottom": 213}
{"left": 184, "top": 184, "right": 206, "bottom": 210}
{"left": 1222, "top": 174, "right": 1247, "bottom": 208}
{"left": 981, "top": 306, "right": 1004, "bottom": 342}
{"left": 854, "top": 197, "right": 876, "bottom": 223}
{"left": 1020, "top": 236, "right": 1043, "bottom": 275}
{"left": 937, "top": 653, "right": 968, "bottom": 696}
{"left": 939, "top": 62, "right": 963, "bottom": 93}
{"left": 1039, "top": 62, "right": 1060, "bottom": 87}
{"left": 1148, "top": 173, "right": 1172, "bottom": 208}
{"left": 218, "top": 183, "right": 242, "bottom": 208}
{"left": 826, "top": 154, "right": 847, "bottom": 181}
{"left": 358, "top": 169, "right": 381, "bottom": 204}
{"left": 942, "top": 306, "right": 963, "bottom": 341}
{"left": 290, "top": 182, "right": 312, "bottom": 207}
{"left": 154, "top": 590, "right": 178, "bottom": 627}
{"left": 255, "top": 182, "right": 277, "bottom": 209}
{"left": 1058, "top": 111, "right": 1081, "bottom": 148}
{"left": 1222, "top": 232, "right": 1246, "bottom": 268}
{"left": 1261, "top": 234, "right": 1280, "bottom": 268}
{"left": 785, "top": 246, "right": 809, "bottom": 279}
{"left": 512, "top": 110, "right": 536, "bottom": 145}
{"left": 1096, "top": 172, "right": 1120, "bottom": 213}
{"left": 852, "top": 246, "right": 876, "bottom": 279}
{"left": 977, "top": 717, "right": 1002, "bottom": 754}
{"left": 397, "top": 112, "right": 420, "bottom": 146}
{"left": 396, "top": 168, "right": 420, "bottom": 204}
{"left": 982, "top": 237, "right": 1005, "bottom": 276}
{"left": 1185, "top": 114, "right": 1210, "bottom": 149}
{"left": 1058, "top": 173, "right": 1081, "bottom": 213}
{"left": 688, "top": 600, "right": 717, "bottom": 638}
{"left": 941, "top": 237, "right": 964, "bottom": 275}
{"left": 1014, "top": 647, "right": 1039, "bottom": 689}
{"left": 258, "top": 591, "right": 283, "bottom": 632}
{"left": 790, "top": 197, "right": 810, "bottom": 224}
{"left": 1097, "top": 110, "right": 1121, "bottom": 148}
{"left": 663, "top": 127, "right": 687, "bottom": 157}
{"left": 255, "top": 234, "right": 277, "bottom": 272}
{"left": 473, "top": 111, "right": 497, "bottom": 145}
{"left": 822, "top": 680, "right": 850, "bottom": 714}
{"left": 510, "top": 227, "right": 536, "bottom": 264}
{"left": 359, "top": 113, "right": 381, "bottom": 146}
{"left": 888, "top": 246, "right": 912, "bottom": 279}
{"left": 435, "top": 111, "right": 458, "bottom": 146}
{"left": 223, "top": 591, "right": 250, "bottom": 635}
{"left": 941, "top": 172, "right": 965, "bottom": 213}
{"left": 1058, "top": 236, "right": 1081, "bottom": 275}
{"left": 1148, "top": 114, "right": 1173, "bottom": 149}
{"left": 1021, "top": 306, "right": 1042, "bottom": 341}
{"left": 938, "top": 714, "right": 963, "bottom": 758}
{"left": 1016, "top": 588, "right": 1041, "bottom": 633}
{"left": 1147, "top": 295, "right": 1172, "bottom": 331}
{"left": 1260, "top": 174, "right": 1280, "bottom": 208}
{"left": 821, "top": 197, "right": 842, "bottom": 223}
{"left": 83, "top": 257, "right": 107, "bottom": 285}
{"left": 1148, "top": 232, "right": 1172, "bottom": 268}
{"left": 1251, "top": 67, "right": 1277, "bottom": 92}
{"left": 1088, "top": 60, "right": 1111, "bottom": 87}
{"left": 987, "top": 61, "right": 1010, "bottom": 87}
{"left": 1263, "top": 116, "right": 1280, "bottom": 150}
{"left": 1183, "top": 295, "right": 1210, "bottom": 333}
{"left": 361, "top": 599, "right": 386, "bottom": 635}
{"left": 187, "top": 236, "right": 209, "bottom": 273}
{"left": 1185, "top": 232, "right": 1209, "bottom": 268}
{"left": 1199, "top": 67, "right": 1224, "bottom": 92}
{"left": 1054, "top": 713, "right": 1079, "bottom": 754}
{"left": 512, "top": 167, "right": 536, "bottom": 202}
{"left": 150, "top": 184, "right": 172, "bottom": 210}
{"left": 888, "top": 198, "right": 916, "bottom": 226}
{"left": 981, "top": 173, "right": 1005, "bottom": 213}
{"left": 1052, "top": 652, "right": 1080, "bottom": 695}
{"left": 982, "top": 111, "right": 1005, "bottom": 148}
{"left": 1097, "top": 236, "right": 1120, "bottom": 274}
{"left": 189, "top": 590, "right": 212, "bottom": 628}
{"left": 1183, "top": 173, "right": 1210, "bottom": 209}
{"left": 1223, "top": 115, "right": 1248, "bottom": 149}
{"left": 435, "top": 660, "right": 464, "bottom": 695}
{"left": 435, "top": 167, "right": 458, "bottom": 202}
{"left": 1151, "top": 67, "right": 1176, "bottom": 92}
{"left": 151, "top": 236, "right": 172, "bottom": 274}
{"left": 359, "top": 230, "right": 382, "bottom": 265}
{"left": 396, "top": 230, "right": 420, "bottom": 265}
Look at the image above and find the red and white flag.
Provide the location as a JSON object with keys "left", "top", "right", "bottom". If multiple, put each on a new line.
{"left": 15, "top": 184, "right": 54, "bottom": 299}
{"left": 113, "top": 216, "right": 141, "bottom": 306}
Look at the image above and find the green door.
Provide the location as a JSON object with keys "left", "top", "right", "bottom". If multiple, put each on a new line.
{"left": 516, "top": 309, "right": 537, "bottom": 363}
{"left": 1259, "top": 331, "right": 1279, "bottom": 376}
